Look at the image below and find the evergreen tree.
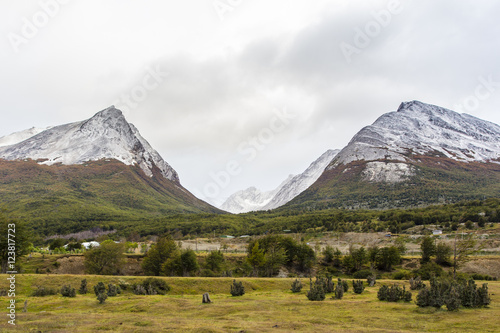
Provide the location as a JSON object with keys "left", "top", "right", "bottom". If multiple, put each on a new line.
{"left": 84, "top": 240, "right": 125, "bottom": 275}
{"left": 142, "top": 235, "right": 179, "bottom": 276}
{"left": 420, "top": 236, "right": 436, "bottom": 263}
{"left": 247, "top": 241, "right": 266, "bottom": 276}
{"left": 435, "top": 242, "right": 452, "bottom": 266}
{"left": 79, "top": 279, "right": 88, "bottom": 294}
{"left": 205, "top": 250, "right": 225, "bottom": 273}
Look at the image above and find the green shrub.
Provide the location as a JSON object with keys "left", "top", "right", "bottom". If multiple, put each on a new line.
{"left": 79, "top": 279, "right": 88, "bottom": 294}
{"left": 377, "top": 284, "right": 411, "bottom": 302}
{"left": 444, "top": 285, "right": 461, "bottom": 311}
{"left": 133, "top": 278, "right": 171, "bottom": 295}
{"left": 392, "top": 270, "right": 411, "bottom": 280}
{"left": 377, "top": 285, "right": 389, "bottom": 301}
{"left": 230, "top": 280, "right": 245, "bottom": 297}
{"left": 477, "top": 283, "right": 491, "bottom": 307}
{"left": 117, "top": 279, "right": 130, "bottom": 290}
{"left": 145, "top": 278, "right": 170, "bottom": 295}
{"left": 416, "top": 277, "right": 490, "bottom": 310}
{"left": 471, "top": 273, "right": 497, "bottom": 281}
{"left": 93, "top": 282, "right": 106, "bottom": 296}
{"left": 60, "top": 285, "right": 76, "bottom": 297}
{"left": 107, "top": 283, "right": 121, "bottom": 297}
{"left": 291, "top": 279, "right": 303, "bottom": 293}
{"left": 315, "top": 276, "right": 334, "bottom": 293}
{"left": 461, "top": 279, "right": 490, "bottom": 308}
{"left": 409, "top": 276, "right": 425, "bottom": 290}
{"left": 200, "top": 269, "right": 217, "bottom": 277}
{"left": 341, "top": 279, "right": 349, "bottom": 293}
{"left": 97, "top": 292, "right": 107, "bottom": 304}
{"left": 133, "top": 284, "right": 148, "bottom": 295}
{"left": 416, "top": 276, "right": 447, "bottom": 308}
{"left": 307, "top": 278, "right": 326, "bottom": 301}
{"left": 414, "top": 262, "right": 444, "bottom": 280}
{"left": 334, "top": 279, "right": 344, "bottom": 299}
{"left": 31, "top": 286, "right": 58, "bottom": 297}
{"left": 352, "top": 269, "right": 372, "bottom": 279}
{"left": 352, "top": 280, "right": 365, "bottom": 294}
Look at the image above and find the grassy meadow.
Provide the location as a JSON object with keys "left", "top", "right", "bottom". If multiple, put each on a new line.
{"left": 1, "top": 274, "right": 499, "bottom": 332}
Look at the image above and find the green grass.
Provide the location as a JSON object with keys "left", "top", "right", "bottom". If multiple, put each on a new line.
{"left": 1, "top": 274, "right": 499, "bottom": 332}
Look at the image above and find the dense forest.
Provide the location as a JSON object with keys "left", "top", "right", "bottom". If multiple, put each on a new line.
{"left": 10, "top": 197, "right": 500, "bottom": 240}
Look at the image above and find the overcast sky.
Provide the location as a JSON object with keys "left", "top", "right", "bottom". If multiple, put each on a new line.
{"left": 1, "top": 0, "right": 500, "bottom": 206}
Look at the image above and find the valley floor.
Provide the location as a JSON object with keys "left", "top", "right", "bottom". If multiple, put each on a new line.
{"left": 1, "top": 275, "right": 499, "bottom": 332}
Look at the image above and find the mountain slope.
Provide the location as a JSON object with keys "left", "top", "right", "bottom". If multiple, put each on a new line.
{"left": 284, "top": 101, "right": 500, "bottom": 210}
{"left": 263, "top": 149, "right": 340, "bottom": 210}
{"left": 0, "top": 106, "right": 221, "bottom": 235}
{"left": 0, "top": 127, "right": 52, "bottom": 147}
{"left": 221, "top": 149, "right": 340, "bottom": 213}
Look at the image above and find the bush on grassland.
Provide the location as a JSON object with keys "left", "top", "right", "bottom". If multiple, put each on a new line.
{"left": 230, "top": 280, "right": 245, "bottom": 297}
{"left": 291, "top": 279, "right": 303, "bottom": 293}
{"left": 353, "top": 280, "right": 365, "bottom": 294}
{"left": 60, "top": 285, "right": 76, "bottom": 297}
{"left": 307, "top": 278, "right": 326, "bottom": 301}
{"left": 133, "top": 278, "right": 171, "bottom": 295}
{"left": 377, "top": 284, "right": 412, "bottom": 302}
{"left": 416, "top": 276, "right": 491, "bottom": 311}
{"left": 31, "top": 286, "right": 58, "bottom": 297}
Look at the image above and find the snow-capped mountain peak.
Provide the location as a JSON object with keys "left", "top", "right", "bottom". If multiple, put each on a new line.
{"left": 220, "top": 176, "right": 294, "bottom": 214}
{"left": 263, "top": 149, "right": 340, "bottom": 210}
{"left": 0, "top": 106, "right": 179, "bottom": 182}
{"left": 329, "top": 100, "right": 500, "bottom": 171}
{"left": 220, "top": 149, "right": 340, "bottom": 213}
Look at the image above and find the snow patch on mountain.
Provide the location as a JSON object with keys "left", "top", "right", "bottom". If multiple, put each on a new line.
{"left": 328, "top": 101, "right": 500, "bottom": 177}
{"left": 220, "top": 149, "right": 340, "bottom": 213}
{"left": 0, "top": 106, "right": 179, "bottom": 182}
{"left": 362, "top": 162, "right": 415, "bottom": 183}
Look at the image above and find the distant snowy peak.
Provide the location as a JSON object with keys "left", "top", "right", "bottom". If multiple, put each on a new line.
{"left": 0, "top": 106, "right": 179, "bottom": 183}
{"left": 220, "top": 149, "right": 340, "bottom": 213}
{"left": 0, "top": 126, "right": 52, "bottom": 147}
{"left": 263, "top": 149, "right": 340, "bottom": 210}
{"left": 220, "top": 176, "right": 294, "bottom": 214}
{"left": 329, "top": 100, "right": 500, "bottom": 170}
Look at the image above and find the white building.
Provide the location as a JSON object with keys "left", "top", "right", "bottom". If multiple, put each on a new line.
{"left": 81, "top": 241, "right": 100, "bottom": 249}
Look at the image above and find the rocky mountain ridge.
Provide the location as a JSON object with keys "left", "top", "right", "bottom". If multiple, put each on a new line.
{"left": 0, "top": 106, "right": 179, "bottom": 182}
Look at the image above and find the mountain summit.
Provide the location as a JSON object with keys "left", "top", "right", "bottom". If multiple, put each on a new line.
{"left": 0, "top": 106, "right": 179, "bottom": 182}
{"left": 330, "top": 100, "right": 500, "bottom": 170}
{"left": 284, "top": 101, "right": 500, "bottom": 210}
{"left": 0, "top": 107, "right": 220, "bottom": 234}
